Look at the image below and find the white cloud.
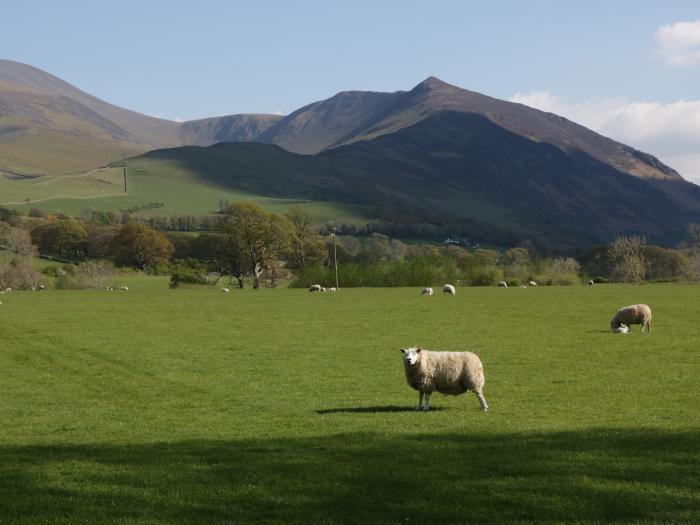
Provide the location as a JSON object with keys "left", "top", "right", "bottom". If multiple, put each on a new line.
{"left": 655, "top": 19, "right": 700, "bottom": 66}
{"left": 510, "top": 91, "right": 700, "bottom": 184}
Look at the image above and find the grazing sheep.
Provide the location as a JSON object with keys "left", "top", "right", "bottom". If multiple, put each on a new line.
{"left": 443, "top": 284, "right": 456, "bottom": 295}
{"left": 498, "top": 281, "right": 508, "bottom": 288}
{"left": 5, "top": 287, "right": 11, "bottom": 293}
{"left": 528, "top": 280, "right": 537, "bottom": 287}
{"left": 309, "top": 284, "right": 323, "bottom": 292}
{"left": 401, "top": 347, "right": 488, "bottom": 412}
{"left": 611, "top": 323, "right": 630, "bottom": 334}
{"left": 588, "top": 280, "right": 594, "bottom": 286}
{"left": 221, "top": 288, "right": 230, "bottom": 293}
{"left": 520, "top": 285, "right": 527, "bottom": 289}
{"left": 421, "top": 287, "right": 434, "bottom": 296}
{"left": 38, "top": 284, "right": 45, "bottom": 290}
{"left": 120, "top": 286, "right": 129, "bottom": 291}
{"left": 610, "top": 304, "right": 652, "bottom": 333}
{"left": 328, "top": 287, "right": 337, "bottom": 292}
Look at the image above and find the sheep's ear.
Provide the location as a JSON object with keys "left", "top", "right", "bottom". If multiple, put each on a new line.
{"left": 416, "top": 348, "right": 422, "bottom": 353}
{"left": 400, "top": 348, "right": 406, "bottom": 353}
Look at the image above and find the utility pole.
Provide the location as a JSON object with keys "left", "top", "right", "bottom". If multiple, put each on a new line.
{"left": 332, "top": 227, "right": 339, "bottom": 289}
{"left": 123, "top": 167, "right": 127, "bottom": 193}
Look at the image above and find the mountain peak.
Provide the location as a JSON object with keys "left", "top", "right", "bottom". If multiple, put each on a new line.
{"left": 414, "top": 76, "right": 454, "bottom": 91}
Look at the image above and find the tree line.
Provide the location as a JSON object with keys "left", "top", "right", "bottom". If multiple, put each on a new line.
{"left": 2, "top": 204, "right": 700, "bottom": 290}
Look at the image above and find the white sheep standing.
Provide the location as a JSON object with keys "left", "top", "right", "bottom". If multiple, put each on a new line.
{"left": 421, "top": 287, "right": 433, "bottom": 296}
{"left": 401, "top": 347, "right": 488, "bottom": 412}
{"left": 498, "top": 281, "right": 508, "bottom": 288}
{"left": 328, "top": 287, "right": 337, "bottom": 292}
{"left": 221, "top": 288, "right": 230, "bottom": 293}
{"left": 610, "top": 304, "right": 652, "bottom": 333}
{"left": 5, "top": 287, "right": 11, "bottom": 293}
{"left": 443, "top": 284, "right": 456, "bottom": 295}
{"left": 309, "top": 284, "right": 323, "bottom": 292}
{"left": 588, "top": 280, "right": 594, "bottom": 286}
{"left": 528, "top": 280, "right": 537, "bottom": 287}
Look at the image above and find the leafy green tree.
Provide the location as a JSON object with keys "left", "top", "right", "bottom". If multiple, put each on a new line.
{"left": 643, "top": 246, "right": 688, "bottom": 281}
{"left": 223, "top": 203, "right": 291, "bottom": 289}
{"left": 31, "top": 220, "right": 88, "bottom": 258}
{"left": 110, "top": 223, "right": 174, "bottom": 270}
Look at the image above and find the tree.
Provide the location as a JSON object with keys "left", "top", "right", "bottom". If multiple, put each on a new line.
{"left": 223, "top": 203, "right": 291, "bottom": 289}
{"left": 284, "top": 206, "right": 325, "bottom": 272}
{"left": 0, "top": 227, "right": 40, "bottom": 290}
{"left": 502, "top": 247, "right": 530, "bottom": 282}
{"left": 31, "top": 220, "right": 88, "bottom": 258}
{"left": 193, "top": 232, "right": 246, "bottom": 288}
{"left": 643, "top": 246, "right": 688, "bottom": 281}
{"left": 549, "top": 256, "right": 581, "bottom": 285}
{"left": 110, "top": 224, "right": 174, "bottom": 270}
{"left": 687, "top": 223, "right": 700, "bottom": 248}
{"left": 74, "top": 260, "right": 116, "bottom": 290}
{"left": 0, "top": 227, "right": 36, "bottom": 265}
{"left": 608, "top": 235, "right": 646, "bottom": 284}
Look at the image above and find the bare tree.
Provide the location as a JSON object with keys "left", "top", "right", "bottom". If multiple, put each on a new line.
{"left": 687, "top": 223, "right": 700, "bottom": 248}
{"left": 1, "top": 227, "right": 37, "bottom": 265}
{"left": 75, "top": 260, "right": 116, "bottom": 290}
{"left": 608, "top": 235, "right": 646, "bottom": 285}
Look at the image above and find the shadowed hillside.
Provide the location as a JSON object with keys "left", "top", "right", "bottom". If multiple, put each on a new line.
{"left": 121, "top": 111, "right": 700, "bottom": 248}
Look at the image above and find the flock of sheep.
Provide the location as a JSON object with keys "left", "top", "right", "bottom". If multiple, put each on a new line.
{"left": 3, "top": 279, "right": 652, "bottom": 414}
{"left": 400, "top": 282, "right": 652, "bottom": 412}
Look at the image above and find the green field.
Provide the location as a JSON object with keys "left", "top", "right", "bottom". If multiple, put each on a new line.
{"left": 1, "top": 163, "right": 371, "bottom": 225}
{"left": 1, "top": 282, "right": 698, "bottom": 524}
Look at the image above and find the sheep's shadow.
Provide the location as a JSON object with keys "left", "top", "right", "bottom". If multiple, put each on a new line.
{"left": 316, "top": 405, "right": 444, "bottom": 414}
{"left": 585, "top": 330, "right": 612, "bottom": 334}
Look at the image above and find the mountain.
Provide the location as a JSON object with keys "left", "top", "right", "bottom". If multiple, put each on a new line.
{"left": 0, "top": 60, "right": 279, "bottom": 175}
{"left": 258, "top": 76, "right": 680, "bottom": 183}
{"left": 178, "top": 114, "right": 283, "bottom": 146}
{"left": 3, "top": 60, "right": 699, "bottom": 248}
{"left": 120, "top": 110, "right": 700, "bottom": 248}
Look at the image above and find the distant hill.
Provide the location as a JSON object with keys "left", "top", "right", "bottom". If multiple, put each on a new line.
{"left": 0, "top": 60, "right": 279, "bottom": 175}
{"left": 257, "top": 76, "right": 680, "bottom": 182}
{"left": 120, "top": 111, "right": 700, "bottom": 248}
{"left": 3, "top": 60, "right": 700, "bottom": 248}
{"left": 179, "top": 114, "right": 283, "bottom": 146}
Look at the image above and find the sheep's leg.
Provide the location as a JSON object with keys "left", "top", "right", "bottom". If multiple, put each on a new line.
{"left": 416, "top": 391, "right": 424, "bottom": 411}
{"left": 424, "top": 393, "right": 431, "bottom": 411}
{"left": 476, "top": 391, "right": 488, "bottom": 412}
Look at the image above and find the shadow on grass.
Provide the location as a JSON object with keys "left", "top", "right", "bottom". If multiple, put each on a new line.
{"left": 316, "top": 405, "right": 445, "bottom": 414}
{"left": 0, "top": 428, "right": 698, "bottom": 524}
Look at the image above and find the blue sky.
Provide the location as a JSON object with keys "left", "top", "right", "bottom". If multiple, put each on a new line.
{"left": 3, "top": 1, "right": 700, "bottom": 180}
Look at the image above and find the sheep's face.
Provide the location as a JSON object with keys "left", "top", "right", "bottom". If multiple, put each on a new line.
{"left": 401, "top": 347, "right": 421, "bottom": 366}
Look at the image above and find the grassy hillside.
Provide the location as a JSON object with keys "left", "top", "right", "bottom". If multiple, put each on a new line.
{"left": 0, "top": 282, "right": 698, "bottom": 523}
{"left": 0, "top": 126, "right": 143, "bottom": 176}
{"left": 111, "top": 114, "right": 700, "bottom": 248}
{"left": 0, "top": 163, "right": 370, "bottom": 224}
{"left": 0, "top": 60, "right": 279, "bottom": 176}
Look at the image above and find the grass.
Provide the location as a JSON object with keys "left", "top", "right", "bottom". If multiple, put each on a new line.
{"left": 1, "top": 163, "right": 371, "bottom": 225}
{"left": 0, "top": 282, "right": 698, "bottom": 524}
